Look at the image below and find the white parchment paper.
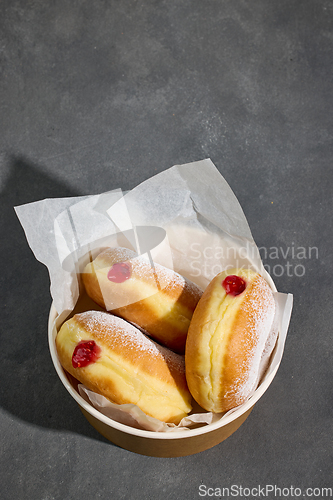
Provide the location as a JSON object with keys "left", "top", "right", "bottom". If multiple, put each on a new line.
{"left": 15, "top": 158, "right": 293, "bottom": 432}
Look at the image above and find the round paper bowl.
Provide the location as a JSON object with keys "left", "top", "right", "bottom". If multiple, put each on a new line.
{"left": 48, "top": 275, "right": 284, "bottom": 457}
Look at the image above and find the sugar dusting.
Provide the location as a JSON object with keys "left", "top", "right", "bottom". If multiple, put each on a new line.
{"left": 224, "top": 276, "right": 276, "bottom": 405}
{"left": 76, "top": 310, "right": 185, "bottom": 374}
{"left": 100, "top": 247, "right": 202, "bottom": 297}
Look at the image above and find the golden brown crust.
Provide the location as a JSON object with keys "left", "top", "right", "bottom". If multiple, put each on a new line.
{"left": 81, "top": 247, "right": 202, "bottom": 354}
{"left": 185, "top": 269, "right": 276, "bottom": 413}
{"left": 56, "top": 310, "right": 192, "bottom": 424}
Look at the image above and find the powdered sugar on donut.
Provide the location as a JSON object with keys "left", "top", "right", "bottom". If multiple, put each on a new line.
{"left": 99, "top": 247, "right": 202, "bottom": 297}
{"left": 224, "top": 276, "right": 276, "bottom": 405}
{"left": 75, "top": 310, "right": 185, "bottom": 374}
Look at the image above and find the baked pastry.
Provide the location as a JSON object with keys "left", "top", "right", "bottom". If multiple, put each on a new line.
{"left": 185, "top": 268, "right": 276, "bottom": 413}
{"left": 56, "top": 310, "right": 192, "bottom": 424}
{"left": 82, "top": 247, "right": 202, "bottom": 354}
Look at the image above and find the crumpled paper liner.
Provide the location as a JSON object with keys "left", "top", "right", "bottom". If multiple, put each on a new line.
{"left": 15, "top": 158, "right": 293, "bottom": 433}
{"left": 78, "top": 385, "right": 222, "bottom": 432}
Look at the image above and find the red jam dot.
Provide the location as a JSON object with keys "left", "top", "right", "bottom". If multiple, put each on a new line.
{"left": 72, "top": 340, "right": 101, "bottom": 368}
{"left": 222, "top": 275, "right": 246, "bottom": 296}
{"left": 107, "top": 262, "right": 131, "bottom": 283}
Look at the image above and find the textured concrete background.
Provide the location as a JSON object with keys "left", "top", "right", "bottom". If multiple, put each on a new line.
{"left": 1, "top": 0, "right": 332, "bottom": 498}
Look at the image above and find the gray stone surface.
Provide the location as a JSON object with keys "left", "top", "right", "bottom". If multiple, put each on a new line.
{"left": 1, "top": 0, "right": 332, "bottom": 498}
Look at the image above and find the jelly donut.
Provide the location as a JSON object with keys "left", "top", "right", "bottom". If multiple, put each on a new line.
{"left": 185, "top": 269, "right": 276, "bottom": 413}
{"left": 82, "top": 247, "right": 203, "bottom": 354}
{"left": 56, "top": 310, "right": 192, "bottom": 424}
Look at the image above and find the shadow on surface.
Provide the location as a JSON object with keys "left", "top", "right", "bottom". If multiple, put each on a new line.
{"left": 0, "top": 156, "right": 111, "bottom": 445}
